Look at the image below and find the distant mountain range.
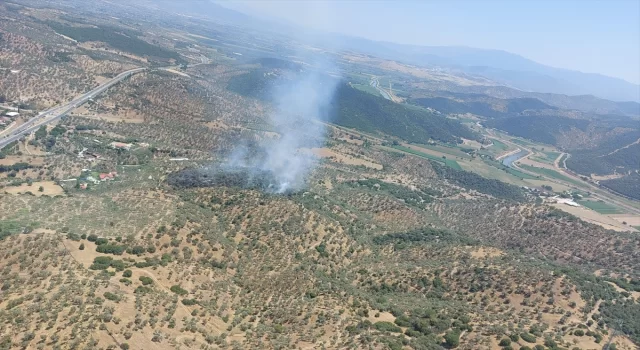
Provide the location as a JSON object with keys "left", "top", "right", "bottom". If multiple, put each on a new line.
{"left": 145, "top": 0, "right": 640, "bottom": 103}
{"left": 332, "top": 38, "right": 640, "bottom": 103}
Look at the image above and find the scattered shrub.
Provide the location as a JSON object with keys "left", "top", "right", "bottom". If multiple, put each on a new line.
{"left": 139, "top": 276, "right": 153, "bottom": 285}
{"left": 170, "top": 285, "right": 188, "bottom": 296}
{"left": 374, "top": 321, "right": 401, "bottom": 333}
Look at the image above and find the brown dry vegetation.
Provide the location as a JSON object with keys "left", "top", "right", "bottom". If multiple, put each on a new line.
{"left": 0, "top": 3, "right": 638, "bottom": 350}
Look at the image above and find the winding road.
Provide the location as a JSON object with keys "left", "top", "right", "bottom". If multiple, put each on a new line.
{"left": 0, "top": 67, "right": 147, "bottom": 150}
{"left": 492, "top": 133, "right": 640, "bottom": 215}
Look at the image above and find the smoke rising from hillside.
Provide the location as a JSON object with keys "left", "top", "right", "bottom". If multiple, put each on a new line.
{"left": 223, "top": 59, "right": 340, "bottom": 193}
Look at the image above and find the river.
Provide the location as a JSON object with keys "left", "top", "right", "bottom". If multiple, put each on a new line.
{"left": 502, "top": 149, "right": 529, "bottom": 168}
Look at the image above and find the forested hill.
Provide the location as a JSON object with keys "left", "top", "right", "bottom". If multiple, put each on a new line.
{"left": 332, "top": 84, "right": 477, "bottom": 143}
{"left": 484, "top": 115, "right": 590, "bottom": 145}
{"left": 409, "top": 96, "right": 556, "bottom": 118}
{"left": 484, "top": 113, "right": 640, "bottom": 199}
{"left": 227, "top": 69, "right": 478, "bottom": 144}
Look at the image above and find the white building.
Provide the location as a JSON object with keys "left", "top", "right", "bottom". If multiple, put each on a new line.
{"left": 554, "top": 197, "right": 580, "bottom": 207}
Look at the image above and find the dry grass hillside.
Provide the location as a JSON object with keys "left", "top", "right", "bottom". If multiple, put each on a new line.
{"left": 0, "top": 2, "right": 638, "bottom": 350}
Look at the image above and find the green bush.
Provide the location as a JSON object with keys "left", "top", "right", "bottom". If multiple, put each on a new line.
{"left": 103, "top": 292, "right": 120, "bottom": 302}
{"left": 127, "top": 245, "right": 145, "bottom": 255}
{"left": 87, "top": 234, "right": 98, "bottom": 242}
{"left": 394, "top": 315, "right": 411, "bottom": 327}
{"left": 134, "top": 286, "right": 151, "bottom": 294}
{"left": 96, "top": 244, "right": 127, "bottom": 255}
{"left": 520, "top": 332, "right": 537, "bottom": 343}
{"left": 574, "top": 329, "right": 584, "bottom": 336}
{"left": 89, "top": 256, "right": 125, "bottom": 271}
{"left": 170, "top": 285, "right": 188, "bottom": 296}
{"left": 443, "top": 330, "right": 460, "bottom": 348}
{"left": 499, "top": 338, "right": 511, "bottom": 346}
{"left": 122, "top": 269, "right": 132, "bottom": 278}
{"left": 139, "top": 276, "right": 153, "bottom": 285}
{"left": 374, "top": 321, "right": 401, "bottom": 333}
{"left": 181, "top": 298, "right": 197, "bottom": 306}
{"left": 67, "top": 232, "right": 81, "bottom": 241}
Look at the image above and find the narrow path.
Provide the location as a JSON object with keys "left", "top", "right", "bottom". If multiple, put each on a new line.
{"left": 553, "top": 152, "right": 566, "bottom": 169}
{"left": 599, "top": 138, "right": 640, "bottom": 157}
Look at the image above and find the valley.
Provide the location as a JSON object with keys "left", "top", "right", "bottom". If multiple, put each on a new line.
{"left": 0, "top": 1, "right": 638, "bottom": 350}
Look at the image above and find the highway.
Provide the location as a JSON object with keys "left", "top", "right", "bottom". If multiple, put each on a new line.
{"left": 0, "top": 67, "right": 146, "bottom": 150}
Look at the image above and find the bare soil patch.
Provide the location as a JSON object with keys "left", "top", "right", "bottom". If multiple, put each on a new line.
{"left": 4, "top": 181, "right": 64, "bottom": 197}
{"left": 591, "top": 173, "right": 625, "bottom": 181}
{"left": 161, "top": 68, "right": 190, "bottom": 78}
{"left": 306, "top": 147, "right": 383, "bottom": 170}
{"left": 551, "top": 204, "right": 636, "bottom": 232}
{"left": 470, "top": 246, "right": 504, "bottom": 259}
{"left": 609, "top": 215, "right": 640, "bottom": 226}
{"left": 0, "top": 155, "right": 45, "bottom": 166}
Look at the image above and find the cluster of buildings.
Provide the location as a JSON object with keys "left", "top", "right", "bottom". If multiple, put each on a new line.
{"left": 521, "top": 185, "right": 586, "bottom": 207}
{"left": 521, "top": 186, "right": 552, "bottom": 197}
{"left": 78, "top": 170, "right": 118, "bottom": 189}
{"left": 77, "top": 147, "right": 102, "bottom": 162}
{"left": 553, "top": 197, "right": 581, "bottom": 207}
{"left": 0, "top": 111, "right": 19, "bottom": 127}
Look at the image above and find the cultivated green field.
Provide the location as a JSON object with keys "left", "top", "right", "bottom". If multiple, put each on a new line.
{"left": 414, "top": 143, "right": 473, "bottom": 160}
{"left": 388, "top": 145, "right": 462, "bottom": 170}
{"left": 489, "top": 139, "right": 509, "bottom": 151}
{"left": 542, "top": 151, "right": 561, "bottom": 161}
{"left": 518, "top": 164, "right": 584, "bottom": 187}
{"left": 530, "top": 151, "right": 561, "bottom": 165}
{"left": 578, "top": 200, "right": 623, "bottom": 214}
{"left": 351, "top": 83, "right": 382, "bottom": 97}
{"left": 483, "top": 159, "right": 539, "bottom": 180}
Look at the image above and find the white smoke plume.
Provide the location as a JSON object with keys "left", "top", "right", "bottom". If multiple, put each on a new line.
{"left": 223, "top": 57, "right": 340, "bottom": 193}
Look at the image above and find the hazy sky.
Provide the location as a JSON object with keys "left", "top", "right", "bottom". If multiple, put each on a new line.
{"left": 218, "top": 0, "right": 640, "bottom": 84}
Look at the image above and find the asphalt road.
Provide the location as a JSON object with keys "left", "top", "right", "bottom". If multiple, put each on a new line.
{"left": 0, "top": 67, "right": 146, "bottom": 150}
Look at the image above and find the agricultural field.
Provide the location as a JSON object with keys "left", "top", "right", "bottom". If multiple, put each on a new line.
{"left": 518, "top": 164, "right": 585, "bottom": 187}
{"left": 578, "top": 200, "right": 624, "bottom": 214}
{"left": 350, "top": 83, "right": 383, "bottom": 97}
{"left": 387, "top": 144, "right": 462, "bottom": 170}
{"left": 530, "top": 150, "right": 561, "bottom": 165}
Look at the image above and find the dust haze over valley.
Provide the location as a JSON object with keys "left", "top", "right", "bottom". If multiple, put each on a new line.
{"left": 0, "top": 1, "right": 639, "bottom": 350}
